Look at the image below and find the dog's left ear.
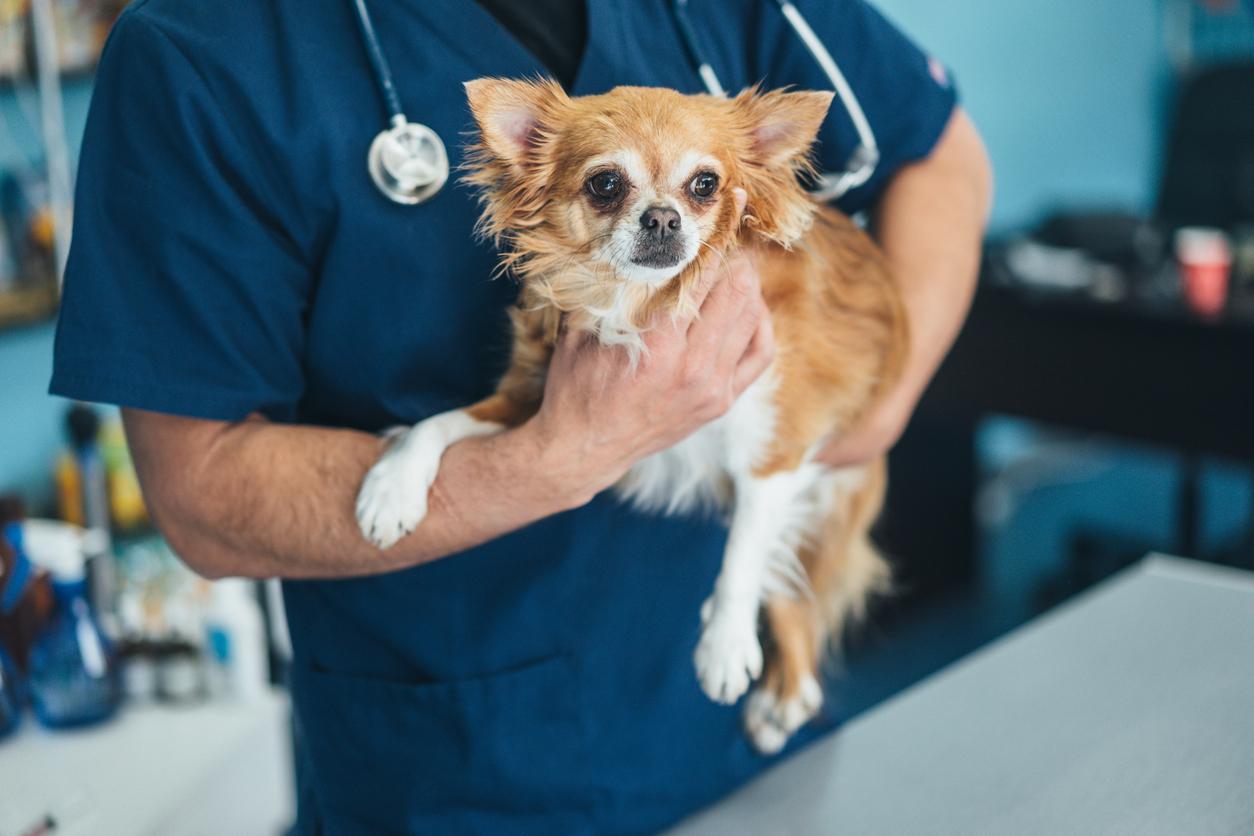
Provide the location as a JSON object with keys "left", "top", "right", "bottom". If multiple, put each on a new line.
{"left": 734, "top": 88, "right": 834, "bottom": 167}
{"left": 465, "top": 77, "right": 567, "bottom": 173}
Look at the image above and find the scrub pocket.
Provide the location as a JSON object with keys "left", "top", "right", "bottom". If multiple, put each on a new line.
{"left": 293, "top": 653, "right": 595, "bottom": 836}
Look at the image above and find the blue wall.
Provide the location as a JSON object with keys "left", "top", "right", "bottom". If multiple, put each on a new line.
{"left": 0, "top": 322, "right": 62, "bottom": 506}
{"left": 877, "top": 0, "right": 1170, "bottom": 233}
{"left": 0, "top": 81, "right": 93, "bottom": 508}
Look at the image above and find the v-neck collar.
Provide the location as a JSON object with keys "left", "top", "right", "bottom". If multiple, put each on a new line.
{"left": 421, "top": 0, "right": 611, "bottom": 95}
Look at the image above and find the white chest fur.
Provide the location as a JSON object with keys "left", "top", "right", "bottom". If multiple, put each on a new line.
{"left": 615, "top": 370, "right": 780, "bottom": 517}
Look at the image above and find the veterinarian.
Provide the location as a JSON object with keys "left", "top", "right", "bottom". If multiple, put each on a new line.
{"left": 52, "top": 0, "right": 991, "bottom": 833}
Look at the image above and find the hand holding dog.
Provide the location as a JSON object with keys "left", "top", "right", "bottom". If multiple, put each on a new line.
{"left": 525, "top": 194, "right": 775, "bottom": 504}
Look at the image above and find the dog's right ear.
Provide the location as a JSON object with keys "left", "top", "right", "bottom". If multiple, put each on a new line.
{"left": 465, "top": 77, "right": 567, "bottom": 173}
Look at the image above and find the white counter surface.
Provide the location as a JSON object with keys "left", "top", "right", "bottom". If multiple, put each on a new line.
{"left": 0, "top": 689, "right": 292, "bottom": 836}
{"left": 669, "top": 556, "right": 1254, "bottom": 836}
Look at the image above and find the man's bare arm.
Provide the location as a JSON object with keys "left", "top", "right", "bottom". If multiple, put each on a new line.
{"left": 817, "top": 108, "right": 993, "bottom": 466}
{"left": 123, "top": 409, "right": 583, "bottom": 579}
{"left": 123, "top": 254, "right": 773, "bottom": 581}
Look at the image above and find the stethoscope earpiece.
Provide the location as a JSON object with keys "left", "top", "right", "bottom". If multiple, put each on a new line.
{"left": 368, "top": 118, "right": 449, "bottom": 206}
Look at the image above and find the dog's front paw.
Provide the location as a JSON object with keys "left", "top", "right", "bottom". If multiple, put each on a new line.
{"left": 355, "top": 430, "right": 437, "bottom": 549}
{"left": 744, "top": 674, "right": 822, "bottom": 755}
{"left": 694, "top": 604, "right": 763, "bottom": 705}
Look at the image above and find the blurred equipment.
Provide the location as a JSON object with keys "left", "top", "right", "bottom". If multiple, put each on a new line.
{"left": 988, "top": 59, "right": 1254, "bottom": 320}
{"left": 99, "top": 417, "right": 148, "bottom": 531}
{"left": 55, "top": 405, "right": 148, "bottom": 534}
{"left": 0, "top": 0, "right": 131, "bottom": 80}
{"left": 21, "top": 519, "right": 120, "bottom": 729}
{"left": 1034, "top": 211, "right": 1166, "bottom": 275}
{"left": 0, "top": 167, "right": 59, "bottom": 328}
{"left": 1157, "top": 64, "right": 1254, "bottom": 231}
{"left": 0, "top": 1, "right": 134, "bottom": 329}
{"left": 202, "top": 579, "right": 268, "bottom": 703}
{"left": 0, "top": 498, "right": 54, "bottom": 672}
{"left": 29, "top": 0, "right": 74, "bottom": 281}
{"left": 65, "top": 404, "right": 109, "bottom": 543}
{"left": 1165, "top": 0, "right": 1254, "bottom": 70}
{"left": 1175, "top": 226, "right": 1232, "bottom": 317}
{"left": 988, "top": 210, "right": 1171, "bottom": 306}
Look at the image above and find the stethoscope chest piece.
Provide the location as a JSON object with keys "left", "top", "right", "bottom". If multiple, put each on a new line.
{"left": 368, "top": 118, "right": 449, "bottom": 205}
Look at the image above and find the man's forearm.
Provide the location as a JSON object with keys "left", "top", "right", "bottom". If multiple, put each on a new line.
{"left": 123, "top": 409, "right": 583, "bottom": 580}
{"left": 875, "top": 109, "right": 991, "bottom": 415}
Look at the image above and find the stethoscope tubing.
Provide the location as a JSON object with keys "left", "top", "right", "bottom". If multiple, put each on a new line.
{"left": 351, "top": 0, "right": 405, "bottom": 126}
{"left": 353, "top": 0, "right": 880, "bottom": 204}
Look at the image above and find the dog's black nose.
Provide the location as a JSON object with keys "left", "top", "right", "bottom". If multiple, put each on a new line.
{"left": 639, "top": 206, "right": 681, "bottom": 241}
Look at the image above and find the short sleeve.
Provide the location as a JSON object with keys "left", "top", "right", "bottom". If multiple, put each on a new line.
{"left": 51, "top": 9, "right": 312, "bottom": 422}
{"left": 749, "top": 0, "right": 958, "bottom": 214}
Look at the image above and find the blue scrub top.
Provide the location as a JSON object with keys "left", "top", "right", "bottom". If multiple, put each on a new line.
{"left": 52, "top": 1, "right": 956, "bottom": 833}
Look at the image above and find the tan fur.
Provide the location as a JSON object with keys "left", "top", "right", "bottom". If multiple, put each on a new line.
{"left": 463, "top": 80, "right": 829, "bottom": 341}
{"left": 461, "top": 79, "right": 904, "bottom": 727}
{"left": 754, "top": 211, "right": 908, "bottom": 476}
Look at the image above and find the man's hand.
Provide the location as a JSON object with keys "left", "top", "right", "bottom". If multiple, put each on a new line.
{"left": 815, "top": 109, "right": 992, "bottom": 469}
{"left": 526, "top": 254, "right": 775, "bottom": 505}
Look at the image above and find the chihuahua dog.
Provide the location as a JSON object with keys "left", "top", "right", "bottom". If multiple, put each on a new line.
{"left": 355, "top": 79, "right": 906, "bottom": 753}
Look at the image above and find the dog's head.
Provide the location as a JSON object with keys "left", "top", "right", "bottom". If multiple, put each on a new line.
{"left": 463, "top": 79, "right": 832, "bottom": 328}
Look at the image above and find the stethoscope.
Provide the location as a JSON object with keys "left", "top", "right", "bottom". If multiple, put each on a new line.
{"left": 351, "top": 0, "right": 879, "bottom": 206}
{"left": 351, "top": 0, "right": 448, "bottom": 205}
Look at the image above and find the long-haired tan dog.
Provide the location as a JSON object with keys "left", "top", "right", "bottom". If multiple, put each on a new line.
{"left": 356, "top": 79, "right": 906, "bottom": 753}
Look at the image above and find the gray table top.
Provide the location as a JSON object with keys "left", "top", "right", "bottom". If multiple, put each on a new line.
{"left": 668, "top": 556, "right": 1254, "bottom": 836}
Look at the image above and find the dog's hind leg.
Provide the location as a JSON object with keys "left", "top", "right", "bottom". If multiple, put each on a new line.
{"left": 744, "top": 594, "right": 824, "bottom": 754}
{"left": 743, "top": 458, "right": 891, "bottom": 753}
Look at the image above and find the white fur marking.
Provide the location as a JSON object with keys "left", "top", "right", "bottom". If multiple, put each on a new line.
{"left": 695, "top": 466, "right": 821, "bottom": 703}
{"left": 583, "top": 150, "right": 650, "bottom": 189}
{"left": 617, "top": 371, "right": 778, "bottom": 516}
{"left": 667, "top": 151, "right": 721, "bottom": 191}
{"left": 744, "top": 674, "right": 823, "bottom": 754}
{"left": 586, "top": 150, "right": 702, "bottom": 287}
{"left": 355, "top": 409, "right": 502, "bottom": 548}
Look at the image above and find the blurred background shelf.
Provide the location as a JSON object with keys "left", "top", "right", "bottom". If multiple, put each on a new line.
{"left": 0, "top": 279, "right": 58, "bottom": 331}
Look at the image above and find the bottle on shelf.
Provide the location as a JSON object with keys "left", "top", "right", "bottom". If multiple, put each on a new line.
{"left": 203, "top": 579, "right": 268, "bottom": 702}
{"left": 23, "top": 520, "right": 120, "bottom": 729}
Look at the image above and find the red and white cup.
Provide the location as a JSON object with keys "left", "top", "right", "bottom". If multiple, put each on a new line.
{"left": 1175, "top": 227, "right": 1232, "bottom": 318}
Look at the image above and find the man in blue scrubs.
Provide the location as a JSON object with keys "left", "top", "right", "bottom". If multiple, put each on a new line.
{"left": 52, "top": 0, "right": 991, "bottom": 832}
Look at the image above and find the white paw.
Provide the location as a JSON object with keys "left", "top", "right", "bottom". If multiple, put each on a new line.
{"left": 694, "top": 603, "right": 763, "bottom": 705}
{"left": 355, "top": 430, "right": 438, "bottom": 549}
{"left": 744, "top": 674, "right": 823, "bottom": 755}
{"left": 355, "top": 410, "right": 504, "bottom": 549}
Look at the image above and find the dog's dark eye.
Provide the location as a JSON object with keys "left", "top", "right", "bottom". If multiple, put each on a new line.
{"left": 586, "top": 171, "right": 624, "bottom": 200}
{"left": 689, "top": 172, "right": 720, "bottom": 199}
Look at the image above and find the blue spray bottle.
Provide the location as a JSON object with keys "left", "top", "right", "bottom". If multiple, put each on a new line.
{"left": 24, "top": 521, "right": 120, "bottom": 729}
